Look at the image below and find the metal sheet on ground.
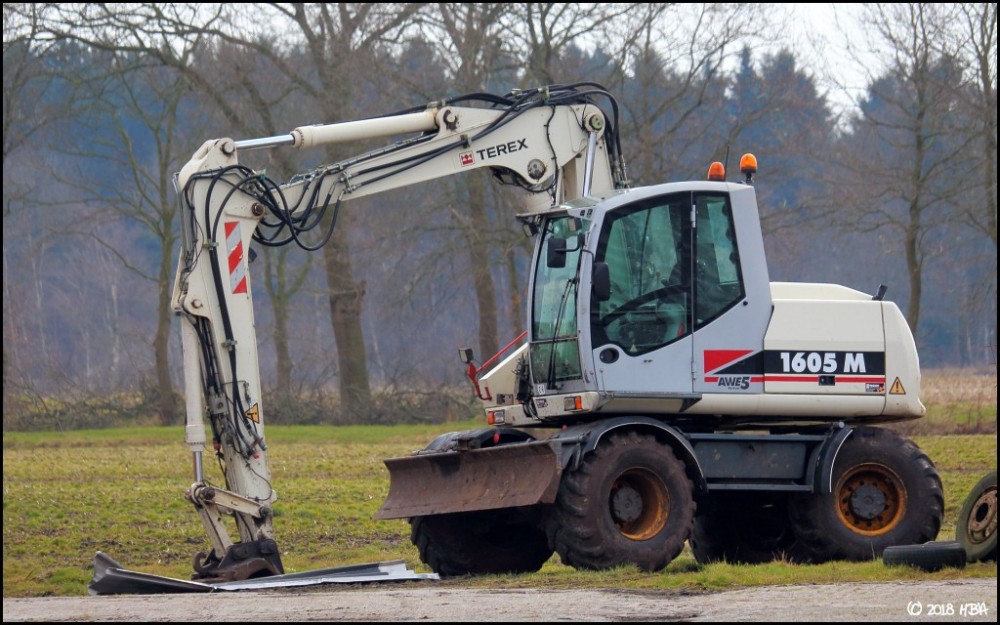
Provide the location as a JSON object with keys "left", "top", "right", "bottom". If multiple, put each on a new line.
{"left": 88, "top": 552, "right": 438, "bottom": 595}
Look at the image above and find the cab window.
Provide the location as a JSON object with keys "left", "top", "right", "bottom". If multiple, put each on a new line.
{"left": 694, "top": 193, "right": 744, "bottom": 327}
{"left": 591, "top": 194, "right": 690, "bottom": 356}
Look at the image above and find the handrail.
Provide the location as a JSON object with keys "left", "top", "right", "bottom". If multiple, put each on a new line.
{"left": 464, "top": 330, "right": 528, "bottom": 401}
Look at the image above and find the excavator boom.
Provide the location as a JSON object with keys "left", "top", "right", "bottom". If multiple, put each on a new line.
{"left": 166, "top": 84, "right": 625, "bottom": 583}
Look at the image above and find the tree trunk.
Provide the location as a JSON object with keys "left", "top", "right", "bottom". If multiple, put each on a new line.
{"left": 263, "top": 246, "right": 310, "bottom": 403}
{"left": 903, "top": 211, "right": 922, "bottom": 335}
{"left": 464, "top": 175, "right": 499, "bottom": 360}
{"left": 505, "top": 238, "right": 523, "bottom": 340}
{"left": 273, "top": 295, "right": 292, "bottom": 397}
{"left": 322, "top": 224, "right": 371, "bottom": 419}
{"left": 155, "top": 244, "right": 177, "bottom": 425}
{"left": 905, "top": 61, "right": 928, "bottom": 336}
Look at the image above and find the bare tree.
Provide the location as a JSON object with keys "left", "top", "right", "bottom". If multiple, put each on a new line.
{"left": 833, "top": 4, "right": 975, "bottom": 335}
{"left": 29, "top": 5, "right": 256, "bottom": 424}
{"left": 37, "top": 3, "right": 427, "bottom": 419}
{"left": 504, "top": 3, "right": 637, "bottom": 86}
{"left": 953, "top": 2, "right": 997, "bottom": 249}
{"left": 725, "top": 47, "right": 836, "bottom": 249}
{"left": 950, "top": 3, "right": 997, "bottom": 363}
{"left": 184, "top": 35, "right": 324, "bottom": 405}
{"left": 64, "top": 61, "right": 198, "bottom": 424}
{"left": 261, "top": 246, "right": 312, "bottom": 400}
{"left": 610, "top": 3, "right": 774, "bottom": 184}
{"left": 3, "top": 4, "right": 110, "bottom": 404}
{"left": 268, "top": 3, "right": 426, "bottom": 416}
{"left": 415, "top": 3, "right": 516, "bottom": 361}
{"left": 3, "top": 4, "right": 96, "bottom": 184}
{"left": 493, "top": 4, "right": 637, "bottom": 340}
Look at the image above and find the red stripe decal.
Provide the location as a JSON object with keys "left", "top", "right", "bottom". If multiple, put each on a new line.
{"left": 703, "top": 349, "right": 753, "bottom": 374}
{"left": 228, "top": 242, "right": 242, "bottom": 274}
{"left": 764, "top": 375, "right": 886, "bottom": 383}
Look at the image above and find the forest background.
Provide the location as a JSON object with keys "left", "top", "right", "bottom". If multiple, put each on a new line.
{"left": 3, "top": 3, "right": 996, "bottom": 430}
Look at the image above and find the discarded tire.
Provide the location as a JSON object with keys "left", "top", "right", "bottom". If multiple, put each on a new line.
{"left": 883, "top": 541, "right": 967, "bottom": 572}
{"left": 955, "top": 470, "right": 997, "bottom": 563}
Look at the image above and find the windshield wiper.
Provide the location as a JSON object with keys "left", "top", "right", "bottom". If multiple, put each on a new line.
{"left": 545, "top": 276, "right": 577, "bottom": 391}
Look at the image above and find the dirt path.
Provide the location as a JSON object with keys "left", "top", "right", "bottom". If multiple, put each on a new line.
{"left": 3, "top": 578, "right": 996, "bottom": 622}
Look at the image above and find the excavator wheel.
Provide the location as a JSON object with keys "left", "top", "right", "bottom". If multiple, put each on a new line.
{"left": 789, "top": 427, "right": 943, "bottom": 563}
{"left": 409, "top": 506, "right": 552, "bottom": 577}
{"left": 547, "top": 430, "right": 694, "bottom": 572}
{"left": 690, "top": 492, "right": 803, "bottom": 564}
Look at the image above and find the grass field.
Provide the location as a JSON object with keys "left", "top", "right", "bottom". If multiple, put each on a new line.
{"left": 2, "top": 370, "right": 996, "bottom": 598}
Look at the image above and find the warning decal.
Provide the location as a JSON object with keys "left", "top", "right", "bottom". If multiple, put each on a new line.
{"left": 225, "top": 221, "right": 248, "bottom": 295}
{"left": 889, "top": 378, "right": 906, "bottom": 395}
{"left": 244, "top": 402, "right": 260, "bottom": 423}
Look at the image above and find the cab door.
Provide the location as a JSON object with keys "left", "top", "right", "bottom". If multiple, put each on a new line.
{"left": 589, "top": 193, "right": 694, "bottom": 396}
{"left": 690, "top": 190, "right": 770, "bottom": 394}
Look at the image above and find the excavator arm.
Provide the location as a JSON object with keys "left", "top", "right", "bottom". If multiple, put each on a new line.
{"left": 169, "top": 85, "right": 626, "bottom": 581}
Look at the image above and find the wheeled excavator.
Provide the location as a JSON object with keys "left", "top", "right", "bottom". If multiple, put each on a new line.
{"left": 150, "top": 83, "right": 942, "bottom": 585}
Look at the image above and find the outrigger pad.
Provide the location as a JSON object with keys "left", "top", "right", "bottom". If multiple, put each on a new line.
{"left": 88, "top": 552, "right": 438, "bottom": 595}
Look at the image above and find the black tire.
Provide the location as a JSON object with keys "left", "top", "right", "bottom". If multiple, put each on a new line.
{"left": 789, "top": 427, "right": 944, "bottom": 563}
{"left": 955, "top": 470, "right": 997, "bottom": 563}
{"left": 547, "top": 431, "right": 694, "bottom": 572}
{"left": 690, "top": 493, "right": 801, "bottom": 564}
{"left": 883, "top": 540, "right": 967, "bottom": 572}
{"left": 410, "top": 506, "right": 552, "bottom": 577}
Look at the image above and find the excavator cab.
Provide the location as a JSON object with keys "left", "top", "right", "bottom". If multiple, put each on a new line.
{"left": 474, "top": 181, "right": 772, "bottom": 426}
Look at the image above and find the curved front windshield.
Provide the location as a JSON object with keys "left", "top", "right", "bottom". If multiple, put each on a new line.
{"left": 530, "top": 216, "right": 586, "bottom": 386}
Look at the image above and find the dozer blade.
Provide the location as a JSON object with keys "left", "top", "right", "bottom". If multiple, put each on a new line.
{"left": 375, "top": 440, "right": 563, "bottom": 519}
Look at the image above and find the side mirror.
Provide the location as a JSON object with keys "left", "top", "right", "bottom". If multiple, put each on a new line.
{"left": 593, "top": 261, "right": 610, "bottom": 301}
{"left": 546, "top": 237, "right": 567, "bottom": 268}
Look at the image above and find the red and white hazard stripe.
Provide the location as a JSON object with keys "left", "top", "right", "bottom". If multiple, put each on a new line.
{"left": 225, "top": 221, "right": 248, "bottom": 295}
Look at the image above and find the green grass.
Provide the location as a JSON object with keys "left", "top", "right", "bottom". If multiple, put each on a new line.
{"left": 3, "top": 420, "right": 995, "bottom": 598}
